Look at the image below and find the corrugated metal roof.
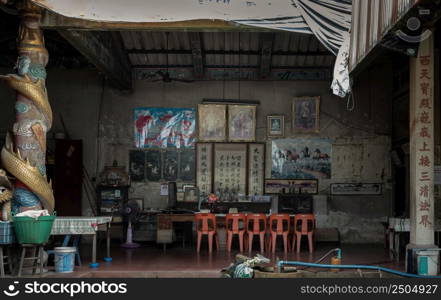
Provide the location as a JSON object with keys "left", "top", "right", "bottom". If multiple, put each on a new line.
{"left": 120, "top": 31, "right": 334, "bottom": 68}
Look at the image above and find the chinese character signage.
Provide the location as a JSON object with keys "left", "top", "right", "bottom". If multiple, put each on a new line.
{"left": 196, "top": 143, "right": 213, "bottom": 198}
{"left": 248, "top": 143, "right": 265, "bottom": 195}
{"left": 412, "top": 38, "right": 434, "bottom": 231}
{"left": 214, "top": 143, "right": 247, "bottom": 201}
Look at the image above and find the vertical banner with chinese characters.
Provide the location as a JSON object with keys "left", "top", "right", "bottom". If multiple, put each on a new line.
{"left": 214, "top": 143, "right": 247, "bottom": 201}
{"left": 248, "top": 144, "right": 265, "bottom": 196}
{"left": 409, "top": 35, "right": 435, "bottom": 246}
{"left": 196, "top": 143, "right": 213, "bottom": 198}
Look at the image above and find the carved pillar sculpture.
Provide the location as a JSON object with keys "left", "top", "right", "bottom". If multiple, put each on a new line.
{"left": 0, "top": 0, "right": 54, "bottom": 218}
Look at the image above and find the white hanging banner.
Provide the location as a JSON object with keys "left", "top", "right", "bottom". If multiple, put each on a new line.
{"left": 31, "top": 0, "right": 352, "bottom": 96}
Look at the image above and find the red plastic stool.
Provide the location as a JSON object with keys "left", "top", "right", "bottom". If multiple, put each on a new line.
{"left": 195, "top": 213, "right": 219, "bottom": 253}
{"left": 225, "top": 213, "right": 246, "bottom": 252}
{"left": 268, "top": 214, "right": 290, "bottom": 253}
{"left": 293, "top": 214, "right": 316, "bottom": 253}
{"left": 246, "top": 214, "right": 267, "bottom": 253}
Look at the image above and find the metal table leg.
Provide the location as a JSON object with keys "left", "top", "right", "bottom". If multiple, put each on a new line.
{"left": 89, "top": 234, "right": 99, "bottom": 268}
{"left": 394, "top": 232, "right": 400, "bottom": 262}
{"left": 104, "top": 223, "right": 112, "bottom": 262}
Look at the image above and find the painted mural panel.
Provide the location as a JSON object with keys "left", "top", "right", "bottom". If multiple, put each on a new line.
{"left": 145, "top": 150, "right": 162, "bottom": 182}
{"left": 129, "top": 150, "right": 145, "bottom": 182}
{"left": 271, "top": 138, "right": 332, "bottom": 179}
{"left": 179, "top": 149, "right": 196, "bottom": 181}
{"left": 134, "top": 107, "right": 196, "bottom": 149}
{"left": 163, "top": 149, "right": 179, "bottom": 181}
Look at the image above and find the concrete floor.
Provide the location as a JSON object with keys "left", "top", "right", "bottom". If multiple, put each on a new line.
{"left": 42, "top": 242, "right": 404, "bottom": 278}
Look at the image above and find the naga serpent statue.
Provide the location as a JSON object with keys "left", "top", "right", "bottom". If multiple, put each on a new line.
{"left": 0, "top": 0, "right": 54, "bottom": 216}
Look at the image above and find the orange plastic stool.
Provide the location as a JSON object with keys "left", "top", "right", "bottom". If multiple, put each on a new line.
{"left": 293, "top": 214, "right": 316, "bottom": 253}
{"left": 268, "top": 214, "right": 290, "bottom": 253}
{"left": 195, "top": 213, "right": 219, "bottom": 253}
{"left": 225, "top": 213, "right": 246, "bottom": 252}
{"left": 246, "top": 214, "right": 267, "bottom": 253}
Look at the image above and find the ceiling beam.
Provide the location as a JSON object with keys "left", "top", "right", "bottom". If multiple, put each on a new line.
{"left": 259, "top": 32, "right": 274, "bottom": 79}
{"left": 126, "top": 49, "right": 332, "bottom": 56}
{"left": 58, "top": 30, "right": 132, "bottom": 90}
{"left": 189, "top": 32, "right": 204, "bottom": 79}
{"left": 41, "top": 11, "right": 273, "bottom": 32}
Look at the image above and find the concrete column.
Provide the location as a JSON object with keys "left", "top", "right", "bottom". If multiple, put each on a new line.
{"left": 409, "top": 34, "right": 435, "bottom": 247}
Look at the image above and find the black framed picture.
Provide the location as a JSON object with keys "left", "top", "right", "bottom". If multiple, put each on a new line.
{"left": 163, "top": 149, "right": 179, "bottom": 181}
{"left": 129, "top": 150, "right": 145, "bottom": 182}
{"left": 179, "top": 149, "right": 195, "bottom": 181}
{"left": 145, "top": 150, "right": 162, "bottom": 181}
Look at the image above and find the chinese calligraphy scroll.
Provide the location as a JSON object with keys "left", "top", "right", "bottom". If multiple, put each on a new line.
{"left": 409, "top": 35, "right": 435, "bottom": 246}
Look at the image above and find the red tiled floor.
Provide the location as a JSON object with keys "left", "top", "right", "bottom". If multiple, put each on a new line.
{"left": 44, "top": 242, "right": 405, "bottom": 278}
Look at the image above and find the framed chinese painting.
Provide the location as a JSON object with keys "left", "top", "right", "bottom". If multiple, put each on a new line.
{"left": 267, "top": 115, "right": 284, "bottom": 138}
{"left": 179, "top": 149, "right": 195, "bottom": 181}
{"left": 145, "top": 149, "right": 162, "bottom": 181}
{"left": 228, "top": 105, "right": 256, "bottom": 142}
{"left": 213, "top": 143, "right": 247, "bottom": 201}
{"left": 196, "top": 143, "right": 213, "bottom": 198}
{"left": 198, "top": 104, "right": 227, "bottom": 142}
{"left": 129, "top": 150, "right": 145, "bottom": 182}
{"left": 292, "top": 96, "right": 320, "bottom": 133}
{"left": 163, "top": 149, "right": 178, "bottom": 181}
{"left": 248, "top": 143, "right": 265, "bottom": 196}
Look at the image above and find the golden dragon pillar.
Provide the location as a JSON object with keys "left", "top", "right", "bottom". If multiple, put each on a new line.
{"left": 0, "top": 0, "right": 54, "bottom": 219}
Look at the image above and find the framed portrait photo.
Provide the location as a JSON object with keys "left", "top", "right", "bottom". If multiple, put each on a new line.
{"left": 198, "top": 104, "right": 227, "bottom": 142}
{"left": 228, "top": 105, "right": 256, "bottom": 142}
{"left": 292, "top": 96, "right": 320, "bottom": 133}
{"left": 267, "top": 115, "right": 284, "bottom": 138}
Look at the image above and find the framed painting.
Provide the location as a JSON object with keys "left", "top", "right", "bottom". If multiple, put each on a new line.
{"left": 292, "top": 96, "right": 320, "bottom": 133}
{"left": 179, "top": 149, "right": 195, "bottom": 181}
{"left": 267, "top": 115, "right": 284, "bottom": 138}
{"left": 134, "top": 107, "right": 196, "bottom": 148}
{"left": 264, "top": 179, "right": 318, "bottom": 194}
{"left": 228, "top": 105, "right": 256, "bottom": 142}
{"left": 214, "top": 143, "right": 247, "bottom": 201}
{"left": 196, "top": 143, "right": 213, "bottom": 198}
{"left": 271, "top": 138, "right": 331, "bottom": 179}
{"left": 163, "top": 149, "right": 179, "bottom": 181}
{"left": 184, "top": 187, "right": 199, "bottom": 202}
{"left": 129, "top": 150, "right": 145, "bottom": 182}
{"left": 145, "top": 150, "right": 162, "bottom": 181}
{"left": 248, "top": 143, "right": 265, "bottom": 196}
{"left": 198, "top": 104, "right": 227, "bottom": 142}
{"left": 330, "top": 183, "right": 382, "bottom": 195}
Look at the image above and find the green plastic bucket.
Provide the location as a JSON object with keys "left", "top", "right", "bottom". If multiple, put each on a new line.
{"left": 13, "top": 215, "right": 56, "bottom": 244}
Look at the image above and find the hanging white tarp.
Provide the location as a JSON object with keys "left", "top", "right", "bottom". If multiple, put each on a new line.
{"left": 31, "top": 0, "right": 352, "bottom": 96}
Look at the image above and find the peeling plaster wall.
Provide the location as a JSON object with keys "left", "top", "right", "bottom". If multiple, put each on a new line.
{"left": 0, "top": 67, "right": 393, "bottom": 243}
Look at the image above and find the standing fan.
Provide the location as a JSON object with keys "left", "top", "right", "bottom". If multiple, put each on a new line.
{"left": 120, "top": 200, "right": 141, "bottom": 248}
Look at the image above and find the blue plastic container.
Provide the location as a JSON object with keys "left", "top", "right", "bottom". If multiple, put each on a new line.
{"left": 54, "top": 247, "right": 76, "bottom": 273}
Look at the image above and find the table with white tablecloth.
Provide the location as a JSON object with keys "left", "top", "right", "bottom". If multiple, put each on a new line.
{"left": 51, "top": 216, "right": 112, "bottom": 268}
{"left": 388, "top": 218, "right": 441, "bottom": 262}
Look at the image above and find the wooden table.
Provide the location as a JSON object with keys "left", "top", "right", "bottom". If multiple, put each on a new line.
{"left": 156, "top": 212, "right": 296, "bottom": 251}
{"left": 387, "top": 218, "right": 441, "bottom": 262}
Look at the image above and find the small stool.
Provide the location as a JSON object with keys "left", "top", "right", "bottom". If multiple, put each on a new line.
{"left": 0, "top": 245, "right": 14, "bottom": 277}
{"left": 17, "top": 244, "right": 44, "bottom": 277}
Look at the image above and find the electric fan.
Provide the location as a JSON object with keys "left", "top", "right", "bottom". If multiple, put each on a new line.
{"left": 120, "top": 200, "right": 141, "bottom": 248}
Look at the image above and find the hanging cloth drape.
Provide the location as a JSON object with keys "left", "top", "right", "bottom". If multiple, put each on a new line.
{"left": 30, "top": 0, "right": 352, "bottom": 97}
